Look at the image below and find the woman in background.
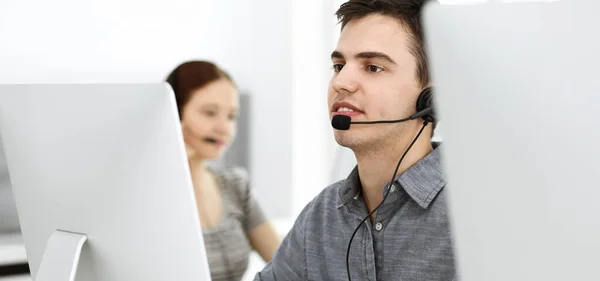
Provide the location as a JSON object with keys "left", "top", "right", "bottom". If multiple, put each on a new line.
{"left": 166, "top": 60, "right": 280, "bottom": 281}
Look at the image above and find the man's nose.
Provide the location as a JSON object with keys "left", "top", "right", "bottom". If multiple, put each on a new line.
{"left": 331, "top": 67, "right": 359, "bottom": 95}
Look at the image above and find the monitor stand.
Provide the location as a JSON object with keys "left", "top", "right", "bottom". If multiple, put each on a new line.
{"left": 35, "top": 230, "right": 87, "bottom": 281}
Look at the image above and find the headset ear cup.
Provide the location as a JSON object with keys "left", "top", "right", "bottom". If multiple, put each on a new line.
{"left": 416, "top": 87, "right": 436, "bottom": 123}
{"left": 416, "top": 87, "right": 432, "bottom": 112}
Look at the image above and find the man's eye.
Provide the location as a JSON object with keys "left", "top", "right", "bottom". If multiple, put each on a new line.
{"left": 333, "top": 64, "right": 344, "bottom": 72}
{"left": 368, "top": 65, "right": 384, "bottom": 73}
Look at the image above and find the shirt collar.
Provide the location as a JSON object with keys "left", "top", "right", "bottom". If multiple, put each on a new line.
{"left": 337, "top": 142, "right": 446, "bottom": 209}
{"left": 337, "top": 165, "right": 361, "bottom": 207}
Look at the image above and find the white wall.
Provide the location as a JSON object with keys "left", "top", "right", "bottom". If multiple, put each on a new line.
{"left": 212, "top": 0, "right": 295, "bottom": 218}
{"left": 0, "top": 0, "right": 297, "bottom": 218}
{"left": 290, "top": 0, "right": 340, "bottom": 215}
{"left": 0, "top": 0, "right": 217, "bottom": 82}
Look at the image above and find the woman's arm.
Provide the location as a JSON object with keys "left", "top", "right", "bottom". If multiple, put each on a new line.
{"left": 247, "top": 221, "right": 281, "bottom": 262}
{"left": 229, "top": 166, "right": 282, "bottom": 262}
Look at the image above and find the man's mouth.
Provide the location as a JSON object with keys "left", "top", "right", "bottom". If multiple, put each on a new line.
{"left": 332, "top": 101, "right": 364, "bottom": 116}
{"left": 337, "top": 107, "right": 355, "bottom": 113}
{"left": 332, "top": 103, "right": 363, "bottom": 117}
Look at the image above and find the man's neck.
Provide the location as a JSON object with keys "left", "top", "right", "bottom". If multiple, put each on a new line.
{"left": 355, "top": 134, "right": 433, "bottom": 215}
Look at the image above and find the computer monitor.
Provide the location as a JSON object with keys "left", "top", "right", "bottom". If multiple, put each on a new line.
{"left": 0, "top": 83, "right": 212, "bottom": 281}
{"left": 423, "top": 1, "right": 600, "bottom": 281}
{"left": 0, "top": 140, "right": 19, "bottom": 235}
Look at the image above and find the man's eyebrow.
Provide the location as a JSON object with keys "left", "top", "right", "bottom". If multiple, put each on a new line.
{"left": 330, "top": 51, "right": 397, "bottom": 65}
{"left": 355, "top": 52, "right": 397, "bottom": 64}
{"left": 331, "top": 51, "right": 344, "bottom": 60}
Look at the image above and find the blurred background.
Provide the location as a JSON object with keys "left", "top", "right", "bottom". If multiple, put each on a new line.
{"left": 0, "top": 0, "right": 473, "bottom": 279}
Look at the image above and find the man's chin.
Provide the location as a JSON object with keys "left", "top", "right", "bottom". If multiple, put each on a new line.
{"left": 334, "top": 132, "right": 358, "bottom": 148}
{"left": 335, "top": 141, "right": 351, "bottom": 148}
{"left": 334, "top": 132, "right": 382, "bottom": 153}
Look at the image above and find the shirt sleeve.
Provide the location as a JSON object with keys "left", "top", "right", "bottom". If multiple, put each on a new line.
{"left": 243, "top": 187, "right": 267, "bottom": 232}
{"left": 253, "top": 201, "right": 312, "bottom": 281}
{"left": 228, "top": 166, "right": 267, "bottom": 232}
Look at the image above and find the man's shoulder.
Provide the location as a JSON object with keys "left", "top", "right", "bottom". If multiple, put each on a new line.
{"left": 306, "top": 179, "right": 345, "bottom": 211}
{"left": 316, "top": 179, "right": 345, "bottom": 203}
{"left": 293, "top": 179, "right": 346, "bottom": 230}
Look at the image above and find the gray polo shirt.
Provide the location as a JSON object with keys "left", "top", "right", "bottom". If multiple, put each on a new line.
{"left": 254, "top": 144, "right": 456, "bottom": 281}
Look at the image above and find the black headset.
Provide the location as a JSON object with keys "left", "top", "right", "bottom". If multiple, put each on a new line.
{"left": 331, "top": 87, "right": 437, "bottom": 130}
{"left": 415, "top": 87, "right": 436, "bottom": 124}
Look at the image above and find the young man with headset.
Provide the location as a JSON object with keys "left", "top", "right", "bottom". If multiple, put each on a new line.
{"left": 254, "top": 0, "right": 456, "bottom": 280}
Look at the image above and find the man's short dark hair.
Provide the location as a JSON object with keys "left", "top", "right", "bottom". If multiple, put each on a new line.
{"left": 335, "top": 0, "right": 429, "bottom": 87}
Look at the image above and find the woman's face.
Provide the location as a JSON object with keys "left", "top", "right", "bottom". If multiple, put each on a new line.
{"left": 181, "top": 79, "right": 239, "bottom": 160}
